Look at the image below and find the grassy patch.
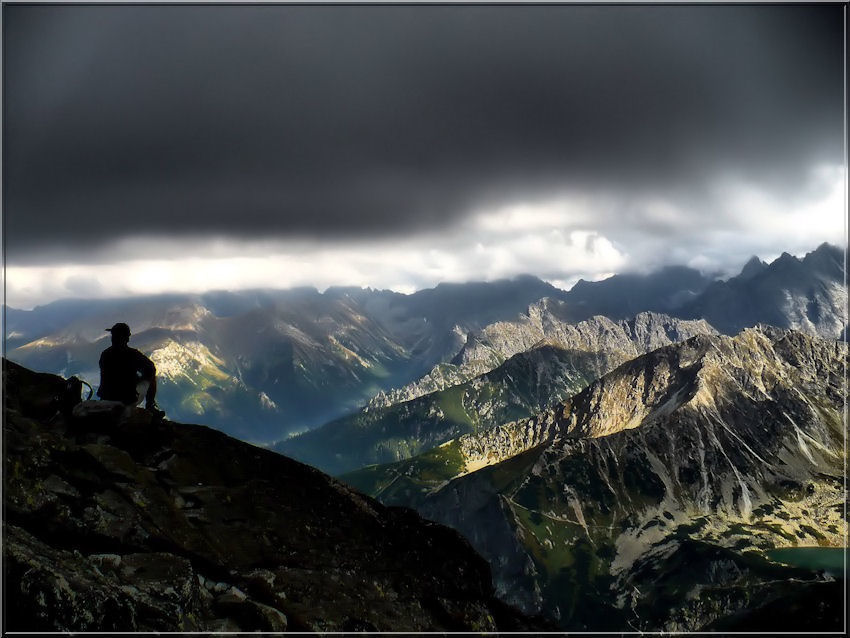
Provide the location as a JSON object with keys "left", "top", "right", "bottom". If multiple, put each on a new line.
{"left": 339, "top": 440, "right": 467, "bottom": 507}
{"left": 435, "top": 385, "right": 474, "bottom": 428}
{"left": 480, "top": 445, "right": 547, "bottom": 493}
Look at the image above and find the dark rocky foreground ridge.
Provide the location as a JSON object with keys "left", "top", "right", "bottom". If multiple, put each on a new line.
{"left": 2, "top": 359, "right": 549, "bottom": 632}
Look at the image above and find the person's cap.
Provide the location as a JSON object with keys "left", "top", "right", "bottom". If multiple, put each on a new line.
{"left": 106, "top": 322, "right": 131, "bottom": 337}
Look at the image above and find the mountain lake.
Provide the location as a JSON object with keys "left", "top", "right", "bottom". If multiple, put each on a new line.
{"left": 765, "top": 547, "right": 847, "bottom": 578}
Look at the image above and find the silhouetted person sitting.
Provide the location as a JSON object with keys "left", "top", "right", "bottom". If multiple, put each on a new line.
{"left": 97, "top": 322, "right": 164, "bottom": 418}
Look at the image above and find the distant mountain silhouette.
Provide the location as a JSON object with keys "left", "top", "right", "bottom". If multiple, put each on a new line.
{"left": 680, "top": 243, "right": 845, "bottom": 338}
{"left": 559, "top": 266, "right": 713, "bottom": 321}
{"left": 739, "top": 255, "right": 769, "bottom": 280}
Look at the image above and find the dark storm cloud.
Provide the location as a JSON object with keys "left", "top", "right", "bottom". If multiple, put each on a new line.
{"left": 4, "top": 4, "right": 844, "bottom": 263}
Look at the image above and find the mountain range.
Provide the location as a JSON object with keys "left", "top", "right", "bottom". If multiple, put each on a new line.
{"left": 345, "top": 326, "right": 847, "bottom": 630}
{"left": 680, "top": 243, "right": 846, "bottom": 338}
{"left": 5, "top": 243, "right": 845, "bottom": 447}
{"left": 4, "top": 277, "right": 558, "bottom": 442}
{"left": 279, "top": 243, "right": 844, "bottom": 473}
{"left": 278, "top": 311, "right": 717, "bottom": 474}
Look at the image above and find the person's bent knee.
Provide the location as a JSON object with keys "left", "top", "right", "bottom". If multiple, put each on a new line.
{"left": 135, "top": 381, "right": 150, "bottom": 406}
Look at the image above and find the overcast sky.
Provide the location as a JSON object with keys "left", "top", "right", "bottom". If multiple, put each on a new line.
{"left": 3, "top": 4, "right": 846, "bottom": 308}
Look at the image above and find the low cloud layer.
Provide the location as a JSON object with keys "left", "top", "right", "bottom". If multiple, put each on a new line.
{"left": 6, "top": 166, "right": 843, "bottom": 309}
{"left": 3, "top": 4, "right": 845, "bottom": 307}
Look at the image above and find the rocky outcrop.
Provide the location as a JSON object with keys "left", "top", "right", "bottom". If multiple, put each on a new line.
{"left": 2, "top": 359, "right": 548, "bottom": 632}
{"left": 393, "top": 327, "right": 846, "bottom": 630}
{"left": 458, "top": 415, "right": 558, "bottom": 474}
{"left": 371, "top": 307, "right": 717, "bottom": 408}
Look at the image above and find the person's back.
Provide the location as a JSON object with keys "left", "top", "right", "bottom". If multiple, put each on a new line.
{"left": 98, "top": 343, "right": 154, "bottom": 403}
{"left": 97, "top": 322, "right": 162, "bottom": 416}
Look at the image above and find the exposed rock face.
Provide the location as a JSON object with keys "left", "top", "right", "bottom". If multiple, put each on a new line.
{"left": 458, "top": 416, "right": 558, "bottom": 473}
{"left": 2, "top": 359, "right": 547, "bottom": 632}
{"left": 283, "top": 311, "right": 716, "bottom": 474}
{"left": 452, "top": 307, "right": 716, "bottom": 372}
{"left": 371, "top": 307, "right": 717, "bottom": 408}
{"left": 359, "top": 327, "right": 846, "bottom": 630}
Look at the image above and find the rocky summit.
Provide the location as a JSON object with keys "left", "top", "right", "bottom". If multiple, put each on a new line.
{"left": 349, "top": 326, "right": 848, "bottom": 631}
{"left": 2, "top": 359, "right": 547, "bottom": 632}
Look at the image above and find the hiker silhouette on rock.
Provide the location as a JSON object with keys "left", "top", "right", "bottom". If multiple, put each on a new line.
{"left": 97, "top": 322, "right": 164, "bottom": 417}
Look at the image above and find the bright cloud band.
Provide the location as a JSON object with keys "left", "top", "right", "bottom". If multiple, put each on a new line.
{"left": 4, "top": 165, "right": 845, "bottom": 309}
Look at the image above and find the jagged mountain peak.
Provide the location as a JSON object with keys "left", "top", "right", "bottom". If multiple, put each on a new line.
{"left": 767, "top": 251, "right": 808, "bottom": 276}
{"left": 802, "top": 241, "right": 844, "bottom": 276}
{"left": 681, "top": 243, "right": 845, "bottom": 339}
{"left": 740, "top": 255, "right": 768, "bottom": 280}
